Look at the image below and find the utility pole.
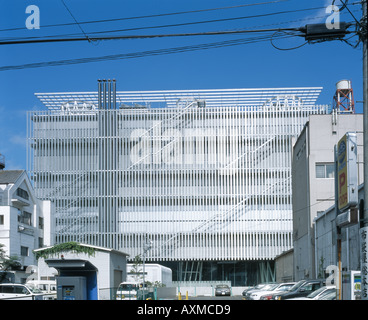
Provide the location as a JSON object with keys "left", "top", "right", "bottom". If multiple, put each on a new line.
{"left": 360, "top": 0, "right": 368, "bottom": 301}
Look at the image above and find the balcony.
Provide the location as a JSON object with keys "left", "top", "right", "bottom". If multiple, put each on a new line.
{"left": 11, "top": 195, "right": 30, "bottom": 207}
{"left": 12, "top": 188, "right": 31, "bottom": 207}
{"left": 18, "top": 224, "right": 34, "bottom": 235}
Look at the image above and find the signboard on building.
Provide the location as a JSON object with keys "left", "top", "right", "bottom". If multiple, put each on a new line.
{"left": 337, "top": 133, "right": 358, "bottom": 212}
{"left": 360, "top": 226, "right": 368, "bottom": 300}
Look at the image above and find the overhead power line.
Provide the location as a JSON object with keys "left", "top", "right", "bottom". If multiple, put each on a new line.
{"left": 0, "top": 0, "right": 289, "bottom": 33}
{"left": 0, "top": 5, "right": 329, "bottom": 45}
{"left": 0, "top": 33, "right": 297, "bottom": 71}
{"left": 60, "top": 0, "right": 90, "bottom": 41}
{"left": 0, "top": 20, "right": 356, "bottom": 71}
{"left": 2, "top": 8, "right": 359, "bottom": 44}
{"left": 0, "top": 2, "right": 358, "bottom": 71}
{"left": 0, "top": 27, "right": 304, "bottom": 46}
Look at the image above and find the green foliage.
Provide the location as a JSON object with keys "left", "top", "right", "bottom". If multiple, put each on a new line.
{"left": 0, "top": 244, "right": 21, "bottom": 282}
{"left": 129, "top": 255, "right": 143, "bottom": 282}
{"left": 0, "top": 243, "right": 21, "bottom": 270}
{"left": 34, "top": 242, "right": 96, "bottom": 260}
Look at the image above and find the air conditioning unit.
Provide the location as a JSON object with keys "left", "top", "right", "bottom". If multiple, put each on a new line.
{"left": 336, "top": 208, "right": 358, "bottom": 228}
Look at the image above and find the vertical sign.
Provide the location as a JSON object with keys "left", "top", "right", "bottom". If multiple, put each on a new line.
{"left": 360, "top": 226, "right": 368, "bottom": 300}
{"left": 337, "top": 134, "right": 348, "bottom": 210}
{"left": 337, "top": 133, "right": 358, "bottom": 211}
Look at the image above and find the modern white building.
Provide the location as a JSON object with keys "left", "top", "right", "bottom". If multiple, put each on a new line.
{"left": 27, "top": 83, "right": 329, "bottom": 285}
{"left": 0, "top": 169, "right": 54, "bottom": 282}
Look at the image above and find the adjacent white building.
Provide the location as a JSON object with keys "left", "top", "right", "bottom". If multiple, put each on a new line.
{"left": 292, "top": 112, "right": 363, "bottom": 280}
{"left": 27, "top": 85, "right": 329, "bottom": 285}
{"left": 0, "top": 169, "right": 54, "bottom": 282}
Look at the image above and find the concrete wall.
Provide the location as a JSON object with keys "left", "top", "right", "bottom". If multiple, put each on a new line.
{"left": 314, "top": 185, "right": 363, "bottom": 276}
{"left": 176, "top": 286, "right": 248, "bottom": 297}
{"left": 275, "top": 249, "right": 294, "bottom": 283}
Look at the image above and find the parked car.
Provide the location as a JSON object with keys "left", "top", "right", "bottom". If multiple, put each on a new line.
{"left": 215, "top": 284, "right": 231, "bottom": 296}
{"left": 0, "top": 283, "right": 44, "bottom": 300}
{"left": 319, "top": 290, "right": 337, "bottom": 300}
{"left": 243, "top": 283, "right": 277, "bottom": 300}
{"left": 242, "top": 283, "right": 270, "bottom": 298}
{"left": 271, "top": 279, "right": 325, "bottom": 300}
{"left": 287, "top": 286, "right": 336, "bottom": 300}
{"left": 257, "top": 282, "right": 296, "bottom": 300}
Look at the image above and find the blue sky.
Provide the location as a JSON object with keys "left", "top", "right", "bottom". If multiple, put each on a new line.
{"left": 0, "top": 0, "right": 364, "bottom": 170}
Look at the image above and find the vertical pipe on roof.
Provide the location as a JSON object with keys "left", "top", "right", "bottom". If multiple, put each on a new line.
{"left": 98, "top": 79, "right": 102, "bottom": 109}
{"left": 103, "top": 80, "right": 107, "bottom": 110}
{"left": 113, "top": 79, "right": 116, "bottom": 109}
{"left": 108, "top": 79, "right": 112, "bottom": 110}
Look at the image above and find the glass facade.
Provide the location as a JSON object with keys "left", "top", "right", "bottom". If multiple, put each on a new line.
{"left": 27, "top": 87, "right": 328, "bottom": 284}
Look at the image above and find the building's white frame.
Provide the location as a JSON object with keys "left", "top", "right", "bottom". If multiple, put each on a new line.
{"left": 27, "top": 87, "right": 328, "bottom": 271}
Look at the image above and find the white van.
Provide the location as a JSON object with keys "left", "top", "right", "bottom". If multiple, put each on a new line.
{"left": 26, "top": 280, "right": 57, "bottom": 300}
{"left": 116, "top": 281, "right": 148, "bottom": 300}
{"left": 0, "top": 283, "right": 44, "bottom": 300}
{"left": 27, "top": 280, "right": 56, "bottom": 293}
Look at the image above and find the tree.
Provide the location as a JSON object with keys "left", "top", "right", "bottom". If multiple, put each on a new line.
{"left": 129, "top": 255, "right": 143, "bottom": 282}
{"left": 128, "top": 255, "right": 165, "bottom": 288}
{"left": 0, "top": 244, "right": 21, "bottom": 280}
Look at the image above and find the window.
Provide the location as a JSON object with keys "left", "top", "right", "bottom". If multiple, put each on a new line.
{"left": 0, "top": 285, "right": 15, "bottom": 294}
{"left": 21, "top": 246, "right": 29, "bottom": 257}
{"left": 38, "top": 237, "right": 44, "bottom": 248}
{"left": 38, "top": 217, "right": 44, "bottom": 230}
{"left": 18, "top": 211, "right": 32, "bottom": 226}
{"left": 16, "top": 188, "right": 29, "bottom": 201}
{"left": 14, "top": 285, "right": 28, "bottom": 294}
{"left": 316, "top": 163, "right": 335, "bottom": 178}
{"left": 0, "top": 215, "right": 4, "bottom": 225}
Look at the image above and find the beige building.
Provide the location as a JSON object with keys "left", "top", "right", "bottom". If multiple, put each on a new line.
{"left": 291, "top": 112, "right": 363, "bottom": 280}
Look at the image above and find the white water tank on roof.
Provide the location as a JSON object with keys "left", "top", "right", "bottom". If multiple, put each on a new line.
{"left": 336, "top": 80, "right": 352, "bottom": 92}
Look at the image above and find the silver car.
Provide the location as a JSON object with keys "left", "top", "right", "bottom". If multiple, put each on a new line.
{"left": 215, "top": 284, "right": 231, "bottom": 296}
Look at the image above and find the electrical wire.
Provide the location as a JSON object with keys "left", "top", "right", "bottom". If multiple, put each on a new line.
{"left": 60, "top": 0, "right": 90, "bottom": 41}
{"left": 0, "top": 5, "right": 332, "bottom": 44}
{"left": 0, "top": 33, "right": 296, "bottom": 71}
{"left": 0, "top": 0, "right": 289, "bottom": 33}
{"left": 0, "top": 2, "right": 361, "bottom": 69}
{"left": 270, "top": 30, "right": 308, "bottom": 50}
{"left": 0, "top": 27, "right": 303, "bottom": 46}
{"left": 1, "top": 7, "right": 360, "bottom": 43}
{"left": 332, "top": 0, "right": 361, "bottom": 26}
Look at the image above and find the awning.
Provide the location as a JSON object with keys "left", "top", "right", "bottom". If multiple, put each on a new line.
{"left": 45, "top": 259, "right": 97, "bottom": 272}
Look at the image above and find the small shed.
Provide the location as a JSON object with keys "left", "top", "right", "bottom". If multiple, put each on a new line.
{"left": 34, "top": 242, "right": 129, "bottom": 300}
